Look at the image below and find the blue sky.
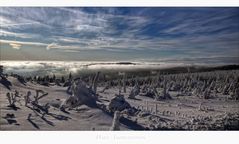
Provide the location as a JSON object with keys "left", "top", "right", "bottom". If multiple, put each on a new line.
{"left": 0, "top": 7, "right": 238, "bottom": 64}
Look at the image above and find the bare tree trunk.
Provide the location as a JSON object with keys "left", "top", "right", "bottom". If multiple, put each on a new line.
{"left": 123, "top": 73, "right": 126, "bottom": 93}
{"left": 110, "top": 111, "right": 121, "bottom": 131}
{"left": 155, "top": 103, "right": 158, "bottom": 114}
{"left": 93, "top": 72, "right": 100, "bottom": 94}
{"left": 6, "top": 92, "right": 12, "bottom": 105}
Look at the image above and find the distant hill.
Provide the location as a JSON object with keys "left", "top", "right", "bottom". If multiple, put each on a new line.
{"left": 157, "top": 64, "right": 239, "bottom": 75}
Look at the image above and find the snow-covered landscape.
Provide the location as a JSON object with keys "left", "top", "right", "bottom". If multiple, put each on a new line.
{"left": 1, "top": 64, "right": 238, "bottom": 130}
{"left": 0, "top": 7, "right": 238, "bottom": 131}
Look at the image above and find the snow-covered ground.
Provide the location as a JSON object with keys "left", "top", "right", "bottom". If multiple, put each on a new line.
{"left": 0, "top": 70, "right": 238, "bottom": 130}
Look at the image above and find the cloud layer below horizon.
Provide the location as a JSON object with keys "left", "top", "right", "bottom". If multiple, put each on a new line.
{"left": 0, "top": 8, "right": 238, "bottom": 64}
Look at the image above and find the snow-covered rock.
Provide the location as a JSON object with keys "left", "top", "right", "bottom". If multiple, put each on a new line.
{"left": 108, "top": 94, "right": 131, "bottom": 112}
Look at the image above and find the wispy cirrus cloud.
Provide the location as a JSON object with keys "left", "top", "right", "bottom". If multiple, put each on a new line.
{"left": 0, "top": 29, "right": 30, "bottom": 38}
{"left": 0, "top": 39, "right": 47, "bottom": 46}
{"left": 46, "top": 42, "right": 81, "bottom": 52}
{"left": 0, "top": 39, "right": 47, "bottom": 50}
{"left": 0, "top": 7, "right": 238, "bottom": 63}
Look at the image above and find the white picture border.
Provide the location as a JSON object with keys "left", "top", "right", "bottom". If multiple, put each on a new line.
{"left": 0, "top": 0, "right": 238, "bottom": 144}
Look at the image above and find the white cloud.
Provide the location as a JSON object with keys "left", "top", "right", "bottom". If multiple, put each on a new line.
{"left": 0, "top": 29, "right": 34, "bottom": 38}
{"left": 9, "top": 43, "right": 21, "bottom": 50}
{"left": 46, "top": 43, "right": 58, "bottom": 50}
{"left": 0, "top": 39, "right": 47, "bottom": 47}
{"left": 46, "top": 42, "right": 81, "bottom": 52}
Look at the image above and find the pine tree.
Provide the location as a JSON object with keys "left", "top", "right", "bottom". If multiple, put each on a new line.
{"left": 69, "top": 72, "right": 72, "bottom": 80}
{"left": 0, "top": 65, "right": 3, "bottom": 76}
{"left": 61, "top": 76, "right": 65, "bottom": 83}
